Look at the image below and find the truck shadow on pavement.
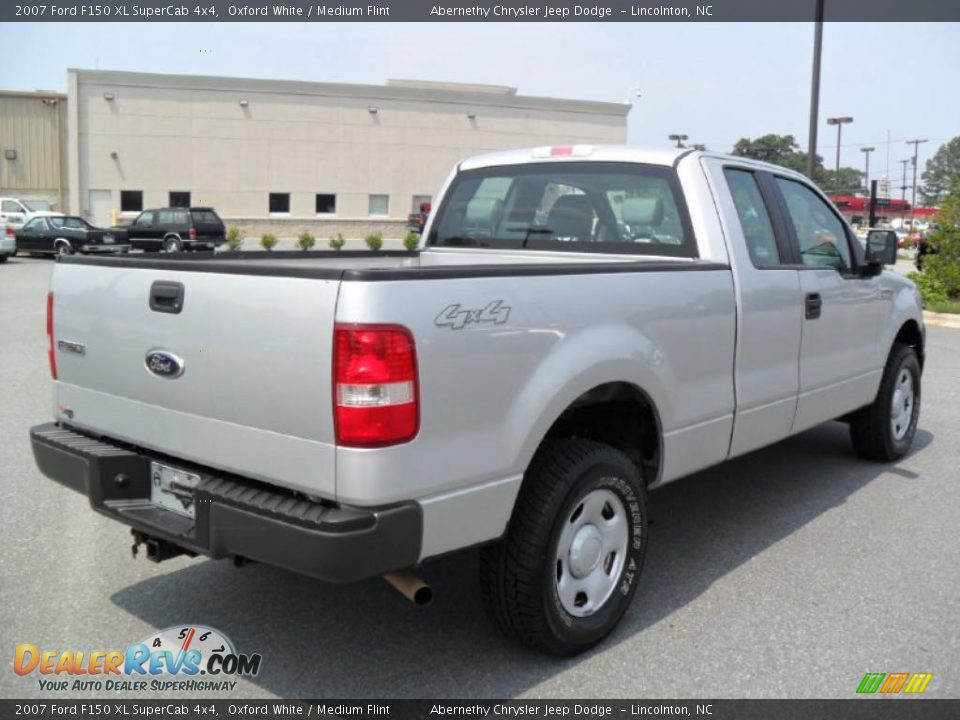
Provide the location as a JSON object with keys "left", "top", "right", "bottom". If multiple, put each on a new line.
{"left": 111, "top": 422, "right": 933, "bottom": 698}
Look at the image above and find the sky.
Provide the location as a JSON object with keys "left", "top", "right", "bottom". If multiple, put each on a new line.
{"left": 3, "top": 21, "right": 958, "bottom": 190}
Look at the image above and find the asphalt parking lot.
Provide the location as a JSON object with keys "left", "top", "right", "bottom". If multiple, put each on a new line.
{"left": 2, "top": 255, "right": 958, "bottom": 699}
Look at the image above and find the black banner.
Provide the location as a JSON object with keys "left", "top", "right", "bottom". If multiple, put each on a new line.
{"left": 3, "top": 700, "right": 960, "bottom": 720}
{"left": 3, "top": 0, "right": 960, "bottom": 23}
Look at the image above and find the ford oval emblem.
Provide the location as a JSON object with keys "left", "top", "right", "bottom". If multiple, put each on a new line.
{"left": 145, "top": 350, "right": 185, "bottom": 379}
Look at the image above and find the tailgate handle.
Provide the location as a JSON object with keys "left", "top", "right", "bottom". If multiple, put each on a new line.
{"left": 149, "top": 281, "right": 185, "bottom": 314}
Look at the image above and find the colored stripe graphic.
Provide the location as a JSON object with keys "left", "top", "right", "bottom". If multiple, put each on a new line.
{"left": 903, "top": 673, "right": 933, "bottom": 694}
{"left": 857, "top": 673, "right": 886, "bottom": 694}
{"left": 879, "top": 673, "right": 910, "bottom": 693}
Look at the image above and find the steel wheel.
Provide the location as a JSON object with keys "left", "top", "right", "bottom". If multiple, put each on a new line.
{"left": 554, "top": 487, "right": 629, "bottom": 617}
{"left": 890, "top": 368, "right": 914, "bottom": 441}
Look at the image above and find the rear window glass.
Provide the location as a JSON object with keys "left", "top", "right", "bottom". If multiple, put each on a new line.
{"left": 191, "top": 210, "right": 221, "bottom": 225}
{"left": 428, "top": 161, "right": 696, "bottom": 257}
{"left": 49, "top": 217, "right": 90, "bottom": 230}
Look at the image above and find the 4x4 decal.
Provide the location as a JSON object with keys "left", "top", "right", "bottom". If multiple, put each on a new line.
{"left": 434, "top": 301, "right": 511, "bottom": 330}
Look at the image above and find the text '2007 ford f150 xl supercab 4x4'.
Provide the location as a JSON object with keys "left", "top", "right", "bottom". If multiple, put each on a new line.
{"left": 31, "top": 146, "right": 924, "bottom": 655}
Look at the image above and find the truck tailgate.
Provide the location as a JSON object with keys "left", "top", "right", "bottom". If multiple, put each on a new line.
{"left": 50, "top": 263, "right": 339, "bottom": 498}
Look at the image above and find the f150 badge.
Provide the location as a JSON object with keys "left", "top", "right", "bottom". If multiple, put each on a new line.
{"left": 145, "top": 350, "right": 185, "bottom": 379}
{"left": 435, "top": 300, "right": 511, "bottom": 330}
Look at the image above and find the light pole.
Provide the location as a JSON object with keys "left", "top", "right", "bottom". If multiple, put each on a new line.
{"left": 668, "top": 134, "right": 688, "bottom": 149}
{"left": 860, "top": 146, "right": 875, "bottom": 195}
{"left": 826, "top": 116, "right": 853, "bottom": 194}
{"left": 806, "top": 0, "right": 825, "bottom": 179}
{"left": 905, "top": 138, "right": 927, "bottom": 227}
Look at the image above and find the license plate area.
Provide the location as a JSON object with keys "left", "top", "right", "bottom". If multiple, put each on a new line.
{"left": 150, "top": 462, "right": 200, "bottom": 519}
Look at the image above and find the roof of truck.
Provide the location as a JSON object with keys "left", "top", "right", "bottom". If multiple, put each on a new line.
{"left": 458, "top": 145, "right": 694, "bottom": 171}
{"left": 457, "top": 145, "right": 810, "bottom": 183}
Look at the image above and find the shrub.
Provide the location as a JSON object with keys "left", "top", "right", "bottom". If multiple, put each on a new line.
{"left": 920, "top": 176, "right": 960, "bottom": 298}
{"left": 329, "top": 233, "right": 345, "bottom": 251}
{"left": 297, "top": 230, "right": 316, "bottom": 251}
{"left": 225, "top": 225, "right": 245, "bottom": 251}
{"left": 403, "top": 232, "right": 420, "bottom": 251}
{"left": 260, "top": 232, "right": 278, "bottom": 252}
{"left": 365, "top": 232, "right": 383, "bottom": 251}
{"left": 907, "top": 271, "right": 949, "bottom": 306}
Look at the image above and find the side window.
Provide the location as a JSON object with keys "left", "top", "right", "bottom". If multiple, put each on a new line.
{"left": 724, "top": 169, "right": 780, "bottom": 266}
{"left": 24, "top": 218, "right": 46, "bottom": 231}
{"left": 775, "top": 178, "right": 852, "bottom": 272}
{"left": 134, "top": 211, "right": 155, "bottom": 227}
{"left": 2, "top": 200, "right": 23, "bottom": 213}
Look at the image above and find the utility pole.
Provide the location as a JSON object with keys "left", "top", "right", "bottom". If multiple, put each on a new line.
{"left": 905, "top": 138, "right": 927, "bottom": 228}
{"left": 898, "top": 159, "right": 910, "bottom": 227}
{"left": 826, "top": 116, "right": 853, "bottom": 194}
{"left": 668, "top": 134, "right": 688, "bottom": 149}
{"left": 806, "top": 0, "right": 825, "bottom": 179}
{"left": 860, "top": 147, "right": 874, "bottom": 196}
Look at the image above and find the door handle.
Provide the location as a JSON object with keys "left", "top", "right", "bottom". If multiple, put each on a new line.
{"left": 149, "top": 281, "right": 185, "bottom": 314}
{"left": 805, "top": 292, "right": 822, "bottom": 320}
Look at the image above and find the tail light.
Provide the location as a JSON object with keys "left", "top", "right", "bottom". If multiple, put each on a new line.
{"left": 46, "top": 292, "right": 57, "bottom": 380}
{"left": 188, "top": 227, "right": 197, "bottom": 240}
{"left": 5, "top": 225, "right": 14, "bottom": 236}
{"left": 333, "top": 324, "right": 418, "bottom": 447}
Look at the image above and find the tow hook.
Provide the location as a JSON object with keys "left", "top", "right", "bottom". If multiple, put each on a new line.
{"left": 383, "top": 570, "right": 433, "bottom": 606}
{"left": 130, "top": 530, "right": 194, "bottom": 563}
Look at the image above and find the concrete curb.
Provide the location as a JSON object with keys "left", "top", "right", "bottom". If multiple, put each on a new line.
{"left": 924, "top": 311, "right": 960, "bottom": 329}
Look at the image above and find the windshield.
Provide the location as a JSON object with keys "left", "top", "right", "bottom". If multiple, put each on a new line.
{"left": 49, "top": 216, "right": 92, "bottom": 230}
{"left": 24, "top": 200, "right": 54, "bottom": 212}
{"left": 428, "top": 161, "right": 697, "bottom": 257}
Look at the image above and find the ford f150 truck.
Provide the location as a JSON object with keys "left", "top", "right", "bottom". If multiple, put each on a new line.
{"left": 31, "top": 147, "right": 924, "bottom": 655}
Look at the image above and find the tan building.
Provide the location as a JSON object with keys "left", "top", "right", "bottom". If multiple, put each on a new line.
{"left": 66, "top": 69, "right": 629, "bottom": 235}
{"left": 0, "top": 90, "right": 69, "bottom": 210}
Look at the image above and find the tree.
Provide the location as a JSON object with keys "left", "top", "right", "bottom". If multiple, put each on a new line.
{"left": 732, "top": 134, "right": 812, "bottom": 174}
{"left": 921, "top": 137, "right": 960, "bottom": 206}
{"left": 922, "top": 176, "right": 960, "bottom": 299}
{"left": 731, "top": 133, "right": 863, "bottom": 194}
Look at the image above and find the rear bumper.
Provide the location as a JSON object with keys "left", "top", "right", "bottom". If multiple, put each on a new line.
{"left": 81, "top": 244, "right": 131, "bottom": 254}
{"left": 30, "top": 423, "right": 422, "bottom": 583}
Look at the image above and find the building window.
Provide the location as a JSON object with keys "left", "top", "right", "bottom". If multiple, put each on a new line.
{"left": 368, "top": 194, "right": 389, "bottom": 216}
{"left": 120, "top": 191, "right": 143, "bottom": 213}
{"left": 315, "top": 194, "right": 336, "bottom": 214}
{"left": 412, "top": 195, "right": 432, "bottom": 213}
{"left": 269, "top": 193, "right": 290, "bottom": 213}
{"left": 169, "top": 191, "right": 191, "bottom": 208}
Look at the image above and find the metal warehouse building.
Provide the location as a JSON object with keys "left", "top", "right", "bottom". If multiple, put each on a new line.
{"left": 47, "top": 69, "right": 626, "bottom": 235}
{"left": 0, "top": 90, "right": 69, "bottom": 210}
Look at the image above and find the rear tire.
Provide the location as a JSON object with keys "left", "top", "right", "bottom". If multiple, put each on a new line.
{"left": 0, "top": 254, "right": 8, "bottom": 263}
{"left": 479, "top": 439, "right": 647, "bottom": 656}
{"left": 849, "top": 343, "right": 921, "bottom": 461}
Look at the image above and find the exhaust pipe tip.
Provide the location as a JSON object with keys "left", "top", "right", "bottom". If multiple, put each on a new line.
{"left": 383, "top": 570, "right": 433, "bottom": 606}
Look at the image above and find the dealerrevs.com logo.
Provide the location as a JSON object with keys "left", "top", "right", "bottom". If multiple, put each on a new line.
{"left": 14, "top": 625, "right": 262, "bottom": 693}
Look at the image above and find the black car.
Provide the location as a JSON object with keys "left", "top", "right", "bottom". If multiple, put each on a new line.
{"left": 15, "top": 215, "right": 131, "bottom": 256}
{"left": 125, "top": 207, "right": 226, "bottom": 252}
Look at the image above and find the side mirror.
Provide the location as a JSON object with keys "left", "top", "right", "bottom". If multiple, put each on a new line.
{"left": 865, "top": 229, "right": 898, "bottom": 267}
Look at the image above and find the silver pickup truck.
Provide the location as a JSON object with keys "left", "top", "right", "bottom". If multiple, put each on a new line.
{"left": 31, "top": 147, "right": 924, "bottom": 655}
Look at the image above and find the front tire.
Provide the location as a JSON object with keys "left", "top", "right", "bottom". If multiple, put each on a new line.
{"left": 479, "top": 439, "right": 647, "bottom": 655}
{"left": 55, "top": 241, "right": 73, "bottom": 256}
{"left": 850, "top": 343, "right": 921, "bottom": 461}
{"left": 163, "top": 236, "right": 182, "bottom": 253}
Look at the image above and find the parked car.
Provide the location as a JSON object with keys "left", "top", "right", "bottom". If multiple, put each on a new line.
{"left": 0, "top": 196, "right": 59, "bottom": 231}
{"left": 15, "top": 215, "right": 130, "bottom": 256}
{"left": 1, "top": 225, "right": 15, "bottom": 263}
{"left": 31, "top": 146, "right": 923, "bottom": 656}
{"left": 124, "top": 207, "right": 226, "bottom": 252}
